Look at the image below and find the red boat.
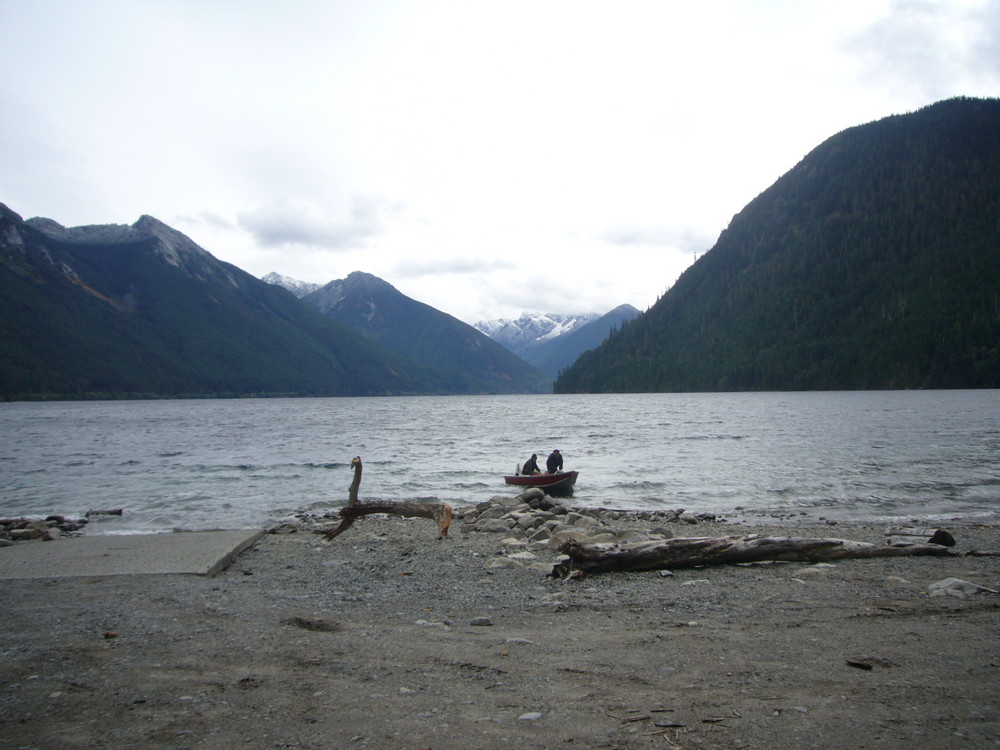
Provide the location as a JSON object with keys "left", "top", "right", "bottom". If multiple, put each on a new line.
{"left": 504, "top": 470, "right": 579, "bottom": 496}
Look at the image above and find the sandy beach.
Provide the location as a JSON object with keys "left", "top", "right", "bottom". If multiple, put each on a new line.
{"left": 1, "top": 508, "right": 998, "bottom": 750}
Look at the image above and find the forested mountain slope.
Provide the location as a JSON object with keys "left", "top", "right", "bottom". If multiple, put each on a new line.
{"left": 531, "top": 304, "right": 640, "bottom": 378}
{"left": 556, "top": 97, "right": 1000, "bottom": 392}
{"left": 0, "top": 207, "right": 454, "bottom": 398}
{"left": 303, "top": 272, "right": 551, "bottom": 394}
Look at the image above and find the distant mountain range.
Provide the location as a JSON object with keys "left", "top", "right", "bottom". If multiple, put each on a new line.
{"left": 473, "top": 312, "right": 600, "bottom": 358}
{"left": 474, "top": 307, "right": 640, "bottom": 378}
{"left": 299, "top": 271, "right": 551, "bottom": 394}
{"left": 556, "top": 96, "right": 1000, "bottom": 392}
{"left": 0, "top": 207, "right": 548, "bottom": 398}
{"left": 11, "top": 97, "right": 992, "bottom": 399}
{"left": 264, "top": 271, "right": 640, "bottom": 380}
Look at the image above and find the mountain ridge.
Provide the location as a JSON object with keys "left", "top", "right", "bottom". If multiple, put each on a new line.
{"left": 530, "top": 304, "right": 641, "bottom": 378}
{"left": 475, "top": 306, "right": 641, "bottom": 378}
{"left": 261, "top": 271, "right": 322, "bottom": 298}
{"left": 473, "top": 313, "right": 600, "bottom": 359}
{"left": 302, "top": 271, "right": 551, "bottom": 394}
{"left": 266, "top": 270, "right": 629, "bottom": 381}
{"left": 556, "top": 96, "right": 1000, "bottom": 393}
{"left": 0, "top": 206, "right": 534, "bottom": 398}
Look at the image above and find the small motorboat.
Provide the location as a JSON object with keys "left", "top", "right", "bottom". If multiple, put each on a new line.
{"left": 504, "top": 470, "right": 579, "bottom": 496}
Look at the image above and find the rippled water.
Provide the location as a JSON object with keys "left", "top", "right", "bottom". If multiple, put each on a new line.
{"left": 2, "top": 391, "right": 999, "bottom": 533}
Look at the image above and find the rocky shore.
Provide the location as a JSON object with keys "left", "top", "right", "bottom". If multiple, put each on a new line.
{"left": 1, "top": 490, "right": 998, "bottom": 749}
{"left": 275, "top": 489, "right": 724, "bottom": 573}
{"left": 0, "top": 508, "right": 124, "bottom": 544}
{"left": 0, "top": 514, "right": 89, "bottom": 543}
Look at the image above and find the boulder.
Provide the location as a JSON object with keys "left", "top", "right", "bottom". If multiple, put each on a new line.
{"left": 9, "top": 527, "right": 43, "bottom": 541}
{"left": 506, "top": 550, "right": 538, "bottom": 561}
{"left": 649, "top": 526, "right": 675, "bottom": 539}
{"left": 513, "top": 513, "right": 544, "bottom": 531}
{"left": 517, "top": 488, "right": 545, "bottom": 503}
{"left": 928, "top": 577, "right": 998, "bottom": 598}
{"left": 528, "top": 527, "right": 553, "bottom": 543}
{"left": 547, "top": 529, "right": 593, "bottom": 551}
{"left": 477, "top": 504, "right": 509, "bottom": 521}
{"left": 527, "top": 495, "right": 558, "bottom": 511}
{"left": 583, "top": 532, "right": 619, "bottom": 544}
{"left": 477, "top": 518, "right": 517, "bottom": 533}
{"left": 499, "top": 536, "right": 527, "bottom": 547}
{"left": 563, "top": 512, "right": 599, "bottom": 529}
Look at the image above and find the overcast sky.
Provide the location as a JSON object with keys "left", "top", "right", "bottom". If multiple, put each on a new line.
{"left": 2, "top": 1, "right": 998, "bottom": 323}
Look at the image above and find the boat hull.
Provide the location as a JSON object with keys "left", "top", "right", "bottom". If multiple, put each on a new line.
{"left": 503, "top": 470, "right": 578, "bottom": 496}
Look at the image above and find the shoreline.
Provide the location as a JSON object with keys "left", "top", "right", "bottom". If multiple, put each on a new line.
{"left": 5, "top": 502, "right": 999, "bottom": 543}
{"left": 2, "top": 508, "right": 998, "bottom": 748}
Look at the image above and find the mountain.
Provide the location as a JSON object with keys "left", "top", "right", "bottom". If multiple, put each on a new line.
{"left": 261, "top": 271, "right": 321, "bottom": 298}
{"left": 473, "top": 313, "right": 599, "bottom": 360}
{"left": 530, "top": 304, "right": 641, "bottom": 378}
{"left": 556, "top": 97, "right": 1000, "bottom": 393}
{"left": 0, "top": 207, "right": 458, "bottom": 399}
{"left": 475, "top": 307, "right": 641, "bottom": 378}
{"left": 302, "top": 271, "right": 551, "bottom": 394}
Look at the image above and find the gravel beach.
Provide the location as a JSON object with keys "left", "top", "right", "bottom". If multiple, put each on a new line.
{"left": 1, "top": 504, "right": 998, "bottom": 750}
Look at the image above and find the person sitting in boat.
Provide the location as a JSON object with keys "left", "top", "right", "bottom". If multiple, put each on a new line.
{"left": 546, "top": 449, "right": 563, "bottom": 474}
{"left": 521, "top": 454, "right": 541, "bottom": 475}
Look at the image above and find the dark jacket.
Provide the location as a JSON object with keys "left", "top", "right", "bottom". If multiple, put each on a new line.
{"left": 546, "top": 451, "right": 563, "bottom": 473}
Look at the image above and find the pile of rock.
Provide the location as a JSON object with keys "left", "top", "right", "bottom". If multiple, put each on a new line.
{"left": 457, "top": 489, "right": 725, "bottom": 573}
{"left": 268, "top": 490, "right": 728, "bottom": 575}
{"left": 271, "top": 490, "right": 721, "bottom": 541}
{"left": 460, "top": 487, "right": 718, "bottom": 543}
{"left": 0, "top": 515, "right": 88, "bottom": 545}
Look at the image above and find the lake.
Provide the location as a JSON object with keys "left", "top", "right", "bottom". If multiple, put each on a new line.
{"left": 1, "top": 391, "right": 998, "bottom": 534}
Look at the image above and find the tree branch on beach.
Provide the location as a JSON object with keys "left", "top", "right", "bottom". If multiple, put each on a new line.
{"left": 551, "top": 534, "right": 958, "bottom": 578}
{"left": 320, "top": 456, "right": 453, "bottom": 540}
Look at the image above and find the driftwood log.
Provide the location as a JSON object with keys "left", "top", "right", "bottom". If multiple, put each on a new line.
{"left": 320, "top": 456, "right": 452, "bottom": 540}
{"left": 885, "top": 526, "right": 956, "bottom": 547}
{"left": 552, "top": 534, "right": 958, "bottom": 578}
{"left": 85, "top": 508, "right": 123, "bottom": 517}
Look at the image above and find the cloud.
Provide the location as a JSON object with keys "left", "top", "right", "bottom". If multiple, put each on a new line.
{"left": 391, "top": 257, "right": 516, "bottom": 279}
{"left": 175, "top": 210, "right": 234, "bottom": 231}
{"left": 596, "top": 225, "right": 713, "bottom": 254}
{"left": 237, "top": 195, "right": 401, "bottom": 250}
{"left": 3, "top": 1, "right": 994, "bottom": 326}
{"left": 844, "top": 0, "right": 1000, "bottom": 99}
{"left": 974, "top": 1, "right": 1000, "bottom": 76}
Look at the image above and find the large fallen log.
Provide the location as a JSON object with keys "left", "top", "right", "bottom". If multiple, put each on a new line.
{"left": 552, "top": 534, "right": 958, "bottom": 578}
{"left": 320, "top": 456, "right": 452, "bottom": 540}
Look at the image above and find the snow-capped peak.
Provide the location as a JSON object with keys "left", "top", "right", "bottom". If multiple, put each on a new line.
{"left": 261, "top": 272, "right": 322, "bottom": 298}
{"left": 473, "top": 312, "right": 599, "bottom": 358}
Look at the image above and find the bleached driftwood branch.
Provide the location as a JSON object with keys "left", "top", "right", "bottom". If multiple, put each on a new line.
{"left": 320, "top": 456, "right": 452, "bottom": 540}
